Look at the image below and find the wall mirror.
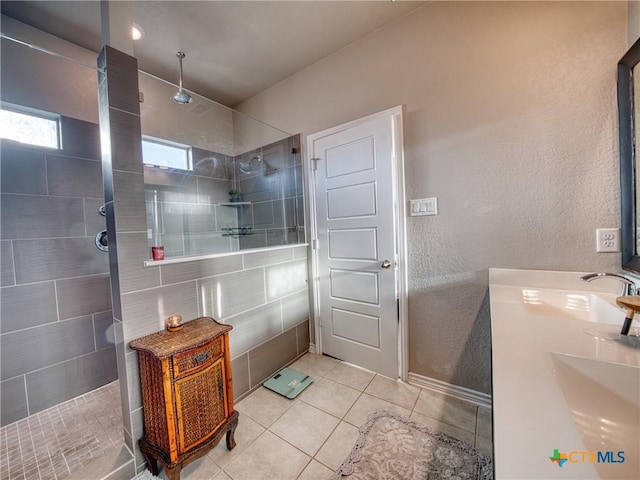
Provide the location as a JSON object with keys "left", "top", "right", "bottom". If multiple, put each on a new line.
{"left": 618, "top": 36, "right": 640, "bottom": 274}
{"left": 139, "top": 72, "right": 305, "bottom": 260}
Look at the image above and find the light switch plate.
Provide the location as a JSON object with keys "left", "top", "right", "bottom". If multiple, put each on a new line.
{"left": 409, "top": 197, "right": 437, "bottom": 216}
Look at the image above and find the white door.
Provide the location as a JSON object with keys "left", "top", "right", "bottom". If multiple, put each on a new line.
{"left": 309, "top": 108, "right": 402, "bottom": 379}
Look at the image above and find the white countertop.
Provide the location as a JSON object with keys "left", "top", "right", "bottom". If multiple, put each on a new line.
{"left": 490, "top": 268, "right": 640, "bottom": 480}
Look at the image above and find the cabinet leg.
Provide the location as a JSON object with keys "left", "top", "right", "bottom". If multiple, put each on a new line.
{"left": 141, "top": 452, "right": 159, "bottom": 476}
{"left": 226, "top": 418, "right": 238, "bottom": 450}
{"left": 165, "top": 464, "right": 181, "bottom": 480}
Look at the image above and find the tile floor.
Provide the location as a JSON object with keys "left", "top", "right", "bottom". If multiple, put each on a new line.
{"left": 159, "top": 353, "right": 493, "bottom": 480}
{"left": 0, "top": 381, "right": 124, "bottom": 480}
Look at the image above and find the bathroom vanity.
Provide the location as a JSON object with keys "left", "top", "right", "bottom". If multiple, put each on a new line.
{"left": 490, "top": 269, "right": 639, "bottom": 479}
{"left": 130, "top": 317, "right": 238, "bottom": 480}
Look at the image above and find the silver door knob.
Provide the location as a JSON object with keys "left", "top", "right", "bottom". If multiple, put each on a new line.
{"left": 381, "top": 260, "right": 392, "bottom": 269}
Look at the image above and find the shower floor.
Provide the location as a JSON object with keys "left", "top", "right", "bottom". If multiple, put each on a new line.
{"left": 0, "top": 381, "right": 124, "bottom": 480}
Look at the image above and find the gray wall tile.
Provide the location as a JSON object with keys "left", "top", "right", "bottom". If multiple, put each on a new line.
{"left": 239, "top": 230, "right": 267, "bottom": 249}
{"left": 101, "top": 47, "right": 140, "bottom": 115}
{"left": 113, "top": 319, "right": 132, "bottom": 434}
{"left": 296, "top": 320, "right": 310, "bottom": 355}
{"left": 227, "top": 302, "right": 282, "bottom": 357}
{"left": 25, "top": 347, "right": 117, "bottom": 415}
{"left": 265, "top": 260, "right": 307, "bottom": 301}
{"left": 108, "top": 109, "right": 142, "bottom": 173}
{"left": 273, "top": 198, "right": 297, "bottom": 228}
{"left": 161, "top": 255, "right": 243, "bottom": 286}
{"left": 13, "top": 237, "right": 109, "bottom": 284}
{"left": 198, "top": 269, "right": 265, "bottom": 319}
{"left": 197, "top": 177, "right": 231, "bottom": 204}
{"left": 120, "top": 281, "right": 199, "bottom": 344}
{"left": 1, "top": 281, "right": 58, "bottom": 333}
{"left": 243, "top": 248, "right": 293, "bottom": 269}
{"left": 94, "top": 311, "right": 115, "bottom": 350}
{"left": 281, "top": 291, "right": 310, "bottom": 331}
{"left": 0, "top": 146, "right": 47, "bottom": 195}
{"left": 1, "top": 194, "right": 85, "bottom": 239}
{"left": 115, "top": 232, "right": 160, "bottom": 293}
{"left": 47, "top": 154, "right": 102, "bottom": 198}
{"left": 145, "top": 172, "right": 198, "bottom": 203}
{"left": 126, "top": 351, "right": 142, "bottom": 411}
{"left": 239, "top": 171, "right": 280, "bottom": 203}
{"left": 248, "top": 328, "right": 297, "bottom": 388}
{"left": 231, "top": 354, "right": 249, "bottom": 400}
{"left": 1, "top": 376, "right": 28, "bottom": 426}
{"left": 59, "top": 116, "right": 101, "bottom": 160}
{"left": 186, "top": 233, "right": 234, "bottom": 256}
{"left": 252, "top": 201, "right": 275, "bottom": 227}
{"left": 215, "top": 204, "right": 239, "bottom": 231}
{"left": 113, "top": 171, "right": 147, "bottom": 232}
{"left": 183, "top": 204, "right": 216, "bottom": 233}
{"left": 192, "top": 148, "right": 231, "bottom": 180}
{"left": 1, "top": 315, "right": 96, "bottom": 379}
{"left": 1, "top": 241, "right": 15, "bottom": 287}
{"left": 267, "top": 227, "right": 300, "bottom": 247}
{"left": 57, "top": 273, "right": 112, "bottom": 320}
{"left": 84, "top": 197, "right": 108, "bottom": 238}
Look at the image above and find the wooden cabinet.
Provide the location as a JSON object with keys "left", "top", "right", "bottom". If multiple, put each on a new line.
{"left": 130, "top": 317, "right": 238, "bottom": 480}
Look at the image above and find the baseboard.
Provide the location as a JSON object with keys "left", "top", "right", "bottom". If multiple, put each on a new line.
{"left": 407, "top": 372, "right": 492, "bottom": 408}
{"left": 308, "top": 343, "right": 316, "bottom": 354}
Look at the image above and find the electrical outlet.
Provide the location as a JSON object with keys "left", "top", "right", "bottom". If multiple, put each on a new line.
{"left": 596, "top": 228, "right": 621, "bottom": 253}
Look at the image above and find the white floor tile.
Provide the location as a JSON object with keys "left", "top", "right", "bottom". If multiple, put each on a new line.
{"left": 299, "top": 377, "right": 361, "bottom": 419}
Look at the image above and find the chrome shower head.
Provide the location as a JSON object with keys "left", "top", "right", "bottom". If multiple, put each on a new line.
{"left": 173, "top": 51, "right": 192, "bottom": 105}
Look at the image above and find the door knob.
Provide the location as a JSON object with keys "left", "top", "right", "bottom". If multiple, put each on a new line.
{"left": 381, "top": 260, "right": 392, "bottom": 269}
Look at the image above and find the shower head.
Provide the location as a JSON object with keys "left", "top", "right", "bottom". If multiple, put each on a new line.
{"left": 173, "top": 51, "right": 192, "bottom": 105}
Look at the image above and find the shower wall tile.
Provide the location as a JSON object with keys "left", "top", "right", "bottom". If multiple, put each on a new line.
{"left": 157, "top": 232, "right": 186, "bottom": 258}
{"left": 115, "top": 231, "right": 160, "bottom": 293}
{"left": 265, "top": 260, "right": 307, "bottom": 302}
{"left": 99, "top": 47, "right": 140, "bottom": 116}
{"left": 59, "top": 116, "right": 101, "bottom": 160}
{"left": 0, "top": 194, "right": 85, "bottom": 239}
{"left": 267, "top": 227, "right": 300, "bottom": 247}
{"left": 227, "top": 302, "right": 282, "bottom": 357}
{"left": 184, "top": 204, "right": 216, "bottom": 233}
{"left": 25, "top": 347, "right": 117, "bottom": 415}
{"left": 297, "top": 320, "right": 311, "bottom": 355}
{"left": 215, "top": 204, "right": 239, "bottom": 231}
{"left": 56, "top": 273, "right": 112, "bottom": 320}
{"left": 293, "top": 245, "right": 308, "bottom": 260}
{"left": 113, "top": 319, "right": 132, "bottom": 435}
{"left": 239, "top": 230, "right": 267, "bottom": 249}
{"left": 113, "top": 171, "right": 147, "bottom": 232}
{"left": 120, "top": 281, "right": 199, "bottom": 344}
{"left": 252, "top": 201, "right": 275, "bottom": 227}
{"left": 1, "top": 315, "right": 95, "bottom": 379}
{"left": 282, "top": 167, "right": 298, "bottom": 198}
{"left": 0, "top": 376, "right": 28, "bottom": 426}
{"left": 108, "top": 109, "right": 143, "bottom": 173}
{"left": 243, "top": 248, "right": 293, "bottom": 269}
{"left": 84, "top": 197, "right": 108, "bottom": 237}
{"left": 186, "top": 233, "right": 234, "bottom": 256}
{"left": 145, "top": 171, "right": 198, "bottom": 203}
{"left": 159, "top": 202, "right": 185, "bottom": 234}
{"left": 197, "top": 177, "right": 231, "bottom": 204}
{"left": 94, "top": 310, "right": 115, "bottom": 350}
{"left": 0, "top": 281, "right": 57, "bottom": 333}
{"left": 160, "top": 255, "right": 243, "bottom": 286}
{"left": 231, "top": 353, "right": 250, "bottom": 400}
{"left": 0, "top": 241, "right": 15, "bottom": 287}
{"left": 296, "top": 196, "right": 305, "bottom": 227}
{"left": 125, "top": 351, "right": 142, "bottom": 411}
{"left": 0, "top": 145, "right": 47, "bottom": 195}
{"left": 198, "top": 269, "right": 265, "bottom": 319}
{"left": 192, "top": 148, "right": 231, "bottom": 180}
{"left": 282, "top": 291, "right": 310, "bottom": 331}
{"left": 13, "top": 237, "right": 109, "bottom": 284}
{"left": 248, "top": 328, "right": 297, "bottom": 388}
{"left": 47, "top": 155, "right": 102, "bottom": 198}
{"left": 273, "top": 197, "right": 297, "bottom": 228}
{"left": 239, "top": 174, "right": 280, "bottom": 203}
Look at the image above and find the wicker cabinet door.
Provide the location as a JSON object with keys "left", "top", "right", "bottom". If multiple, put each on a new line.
{"left": 174, "top": 358, "right": 227, "bottom": 453}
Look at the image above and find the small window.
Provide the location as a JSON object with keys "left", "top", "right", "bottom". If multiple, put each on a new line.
{"left": 142, "top": 137, "right": 192, "bottom": 171}
{"left": 0, "top": 105, "right": 60, "bottom": 149}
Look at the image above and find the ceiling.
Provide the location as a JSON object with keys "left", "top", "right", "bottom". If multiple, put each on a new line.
{"left": 0, "top": 1, "right": 426, "bottom": 107}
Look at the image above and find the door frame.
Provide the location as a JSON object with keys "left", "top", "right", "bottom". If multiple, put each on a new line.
{"left": 306, "top": 106, "right": 409, "bottom": 380}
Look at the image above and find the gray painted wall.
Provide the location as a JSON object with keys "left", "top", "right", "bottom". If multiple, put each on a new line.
{"left": 0, "top": 118, "right": 117, "bottom": 426}
{"left": 237, "top": 1, "right": 628, "bottom": 394}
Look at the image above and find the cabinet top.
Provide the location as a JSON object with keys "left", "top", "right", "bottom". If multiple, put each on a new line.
{"left": 129, "top": 317, "right": 232, "bottom": 358}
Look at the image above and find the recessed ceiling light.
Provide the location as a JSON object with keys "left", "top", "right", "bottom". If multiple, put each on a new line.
{"left": 132, "top": 23, "right": 144, "bottom": 41}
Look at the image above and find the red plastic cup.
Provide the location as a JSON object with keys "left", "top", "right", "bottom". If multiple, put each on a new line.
{"left": 151, "top": 246, "right": 164, "bottom": 261}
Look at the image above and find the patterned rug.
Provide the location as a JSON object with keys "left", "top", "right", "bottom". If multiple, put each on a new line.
{"left": 331, "top": 409, "right": 493, "bottom": 480}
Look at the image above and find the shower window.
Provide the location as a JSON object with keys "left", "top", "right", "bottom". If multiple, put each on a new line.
{"left": 142, "top": 136, "right": 192, "bottom": 170}
{"left": 0, "top": 104, "right": 60, "bottom": 149}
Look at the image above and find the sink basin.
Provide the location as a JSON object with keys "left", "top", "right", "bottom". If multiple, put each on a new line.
{"left": 520, "top": 289, "right": 631, "bottom": 326}
{"left": 551, "top": 353, "right": 639, "bottom": 479}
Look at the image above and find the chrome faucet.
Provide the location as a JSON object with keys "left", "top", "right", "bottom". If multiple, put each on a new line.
{"left": 580, "top": 272, "right": 638, "bottom": 296}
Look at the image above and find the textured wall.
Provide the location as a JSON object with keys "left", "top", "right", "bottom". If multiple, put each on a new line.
{"left": 237, "top": 1, "right": 627, "bottom": 394}
{"left": 0, "top": 119, "right": 116, "bottom": 426}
